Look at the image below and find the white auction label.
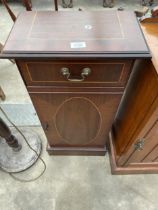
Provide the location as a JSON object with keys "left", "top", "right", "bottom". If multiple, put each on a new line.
{"left": 85, "top": 24, "right": 92, "bottom": 30}
{"left": 70, "top": 42, "right": 86, "bottom": 48}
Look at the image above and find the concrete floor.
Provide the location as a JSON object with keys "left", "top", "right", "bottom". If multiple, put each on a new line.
{"left": 0, "top": 1, "right": 158, "bottom": 210}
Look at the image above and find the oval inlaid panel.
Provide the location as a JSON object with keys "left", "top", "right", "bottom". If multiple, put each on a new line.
{"left": 55, "top": 97, "right": 101, "bottom": 145}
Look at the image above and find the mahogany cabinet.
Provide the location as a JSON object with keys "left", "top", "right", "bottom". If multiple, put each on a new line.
{"left": 1, "top": 11, "right": 150, "bottom": 155}
{"left": 16, "top": 59, "right": 132, "bottom": 155}
{"left": 109, "top": 59, "right": 158, "bottom": 174}
{"left": 109, "top": 21, "right": 158, "bottom": 173}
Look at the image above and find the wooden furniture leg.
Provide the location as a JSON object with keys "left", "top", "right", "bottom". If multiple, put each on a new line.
{"left": 142, "top": 0, "right": 154, "bottom": 6}
{"left": 0, "top": 43, "right": 3, "bottom": 51}
{"left": 0, "top": 116, "right": 41, "bottom": 173}
{"left": 0, "top": 45, "right": 6, "bottom": 93}
{"left": 22, "top": 0, "right": 32, "bottom": 11}
{"left": 1, "top": 0, "right": 32, "bottom": 20}
{"left": 103, "top": 0, "right": 153, "bottom": 8}
{"left": 103, "top": 0, "right": 114, "bottom": 8}
{"left": 54, "top": 0, "right": 58, "bottom": 11}
{"left": 0, "top": 117, "right": 21, "bottom": 151}
{"left": 0, "top": 87, "right": 6, "bottom": 101}
{"left": 0, "top": 1, "right": 16, "bottom": 63}
{"left": 62, "top": 0, "right": 73, "bottom": 8}
{"left": 1, "top": 0, "right": 16, "bottom": 22}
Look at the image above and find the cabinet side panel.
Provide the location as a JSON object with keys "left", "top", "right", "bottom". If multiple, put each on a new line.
{"left": 112, "top": 59, "right": 158, "bottom": 162}
{"left": 124, "top": 111, "right": 158, "bottom": 165}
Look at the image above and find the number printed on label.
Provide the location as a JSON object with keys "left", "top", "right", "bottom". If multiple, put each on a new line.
{"left": 70, "top": 42, "right": 86, "bottom": 48}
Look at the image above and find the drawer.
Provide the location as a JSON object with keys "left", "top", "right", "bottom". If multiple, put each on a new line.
{"left": 17, "top": 60, "right": 133, "bottom": 87}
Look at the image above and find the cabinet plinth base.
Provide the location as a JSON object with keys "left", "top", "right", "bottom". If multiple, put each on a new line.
{"left": 109, "top": 132, "right": 158, "bottom": 175}
{"left": 47, "top": 144, "right": 107, "bottom": 156}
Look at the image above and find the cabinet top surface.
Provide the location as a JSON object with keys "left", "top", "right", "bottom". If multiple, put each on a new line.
{"left": 2, "top": 11, "right": 150, "bottom": 57}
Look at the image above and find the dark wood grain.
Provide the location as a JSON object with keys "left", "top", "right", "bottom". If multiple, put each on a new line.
{"left": 125, "top": 115, "right": 158, "bottom": 165}
{"left": 108, "top": 132, "right": 158, "bottom": 174}
{"left": 113, "top": 59, "right": 158, "bottom": 158}
{"left": 121, "top": 102, "right": 158, "bottom": 166}
{"left": 141, "top": 23, "right": 158, "bottom": 72}
{"left": 2, "top": 11, "right": 150, "bottom": 155}
{"left": 47, "top": 145, "right": 106, "bottom": 156}
{"left": 30, "top": 91, "right": 122, "bottom": 154}
{"left": 22, "top": 0, "right": 32, "bottom": 11}
{"left": 54, "top": 0, "right": 58, "bottom": 10}
{"left": 17, "top": 59, "right": 133, "bottom": 87}
{"left": 109, "top": 21, "right": 158, "bottom": 174}
{"left": 1, "top": 0, "right": 16, "bottom": 22}
{"left": 2, "top": 11, "right": 149, "bottom": 55}
{"left": 0, "top": 86, "right": 6, "bottom": 101}
{"left": 0, "top": 117, "right": 21, "bottom": 150}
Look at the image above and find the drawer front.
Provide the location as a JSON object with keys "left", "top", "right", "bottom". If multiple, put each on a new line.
{"left": 17, "top": 60, "right": 133, "bottom": 87}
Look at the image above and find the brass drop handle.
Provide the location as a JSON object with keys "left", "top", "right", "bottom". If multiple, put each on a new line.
{"left": 61, "top": 67, "right": 91, "bottom": 82}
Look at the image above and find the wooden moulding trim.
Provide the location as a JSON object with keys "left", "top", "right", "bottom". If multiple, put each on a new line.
{"left": 29, "top": 91, "right": 124, "bottom": 95}
{"left": 108, "top": 132, "right": 158, "bottom": 175}
{"left": 0, "top": 53, "right": 151, "bottom": 59}
{"left": 27, "top": 86, "right": 125, "bottom": 93}
{"left": 47, "top": 144, "right": 107, "bottom": 156}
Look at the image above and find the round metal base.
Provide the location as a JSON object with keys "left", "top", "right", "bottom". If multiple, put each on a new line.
{"left": 0, "top": 129, "right": 42, "bottom": 173}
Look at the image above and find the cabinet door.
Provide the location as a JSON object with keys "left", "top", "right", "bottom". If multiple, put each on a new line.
{"left": 119, "top": 104, "right": 158, "bottom": 167}
{"left": 30, "top": 92, "right": 122, "bottom": 148}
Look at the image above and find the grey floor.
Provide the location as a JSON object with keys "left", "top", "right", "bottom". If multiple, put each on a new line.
{"left": 0, "top": 1, "right": 158, "bottom": 210}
